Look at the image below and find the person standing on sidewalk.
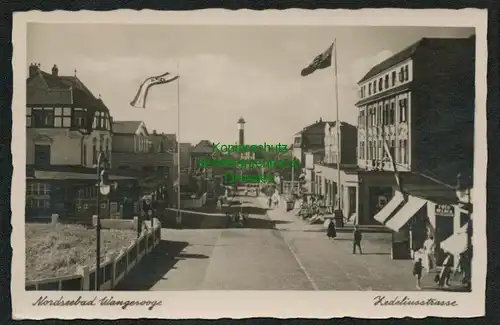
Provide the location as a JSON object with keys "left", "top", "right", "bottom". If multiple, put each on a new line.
{"left": 413, "top": 257, "right": 424, "bottom": 290}
{"left": 353, "top": 225, "right": 363, "bottom": 254}
{"left": 423, "top": 235, "right": 436, "bottom": 272}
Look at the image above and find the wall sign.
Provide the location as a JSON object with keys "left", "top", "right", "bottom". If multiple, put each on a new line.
{"left": 435, "top": 204, "right": 454, "bottom": 217}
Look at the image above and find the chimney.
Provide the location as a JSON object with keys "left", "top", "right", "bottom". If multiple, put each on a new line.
{"left": 51, "top": 64, "right": 59, "bottom": 76}
{"left": 319, "top": 117, "right": 323, "bottom": 123}
{"left": 153, "top": 130, "right": 157, "bottom": 135}
{"left": 29, "top": 63, "right": 39, "bottom": 77}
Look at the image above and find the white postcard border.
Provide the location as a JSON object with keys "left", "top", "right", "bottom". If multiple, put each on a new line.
{"left": 11, "top": 8, "right": 488, "bottom": 319}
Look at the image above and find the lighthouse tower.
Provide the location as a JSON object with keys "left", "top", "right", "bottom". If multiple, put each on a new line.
{"left": 237, "top": 117, "right": 245, "bottom": 146}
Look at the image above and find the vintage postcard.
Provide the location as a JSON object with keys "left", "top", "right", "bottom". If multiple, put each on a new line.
{"left": 11, "top": 9, "right": 487, "bottom": 319}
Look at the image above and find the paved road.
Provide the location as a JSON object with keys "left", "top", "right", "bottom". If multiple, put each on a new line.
{"left": 116, "top": 193, "right": 464, "bottom": 291}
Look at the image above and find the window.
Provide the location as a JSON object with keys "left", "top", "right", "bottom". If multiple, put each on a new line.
{"left": 32, "top": 107, "right": 54, "bottom": 128}
{"left": 377, "top": 105, "right": 382, "bottom": 125}
{"left": 389, "top": 102, "right": 395, "bottom": 124}
{"left": 402, "top": 139, "right": 408, "bottom": 164}
{"left": 399, "top": 67, "right": 404, "bottom": 82}
{"left": 391, "top": 71, "right": 396, "bottom": 86}
{"left": 403, "top": 65, "right": 409, "bottom": 81}
{"left": 26, "top": 183, "right": 51, "bottom": 210}
{"left": 34, "top": 145, "right": 51, "bottom": 166}
{"left": 368, "top": 83, "right": 372, "bottom": 95}
{"left": 383, "top": 104, "right": 389, "bottom": 125}
{"left": 390, "top": 140, "right": 395, "bottom": 160}
{"left": 398, "top": 98, "right": 408, "bottom": 123}
{"left": 384, "top": 75, "right": 389, "bottom": 88}
{"left": 360, "top": 141, "right": 365, "bottom": 159}
{"left": 26, "top": 107, "right": 32, "bottom": 127}
{"left": 72, "top": 108, "right": 86, "bottom": 128}
{"left": 92, "top": 138, "right": 97, "bottom": 165}
{"left": 378, "top": 140, "right": 382, "bottom": 159}
{"left": 53, "top": 107, "right": 72, "bottom": 128}
{"left": 378, "top": 78, "right": 383, "bottom": 91}
{"left": 373, "top": 80, "right": 377, "bottom": 93}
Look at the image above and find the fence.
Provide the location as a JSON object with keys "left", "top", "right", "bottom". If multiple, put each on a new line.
{"left": 25, "top": 218, "right": 162, "bottom": 291}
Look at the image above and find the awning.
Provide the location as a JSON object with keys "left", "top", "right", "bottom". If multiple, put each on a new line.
{"left": 440, "top": 224, "right": 469, "bottom": 255}
{"left": 374, "top": 191, "right": 405, "bottom": 224}
{"left": 385, "top": 195, "right": 427, "bottom": 231}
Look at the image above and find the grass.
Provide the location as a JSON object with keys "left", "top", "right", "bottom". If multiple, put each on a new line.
{"left": 25, "top": 223, "right": 137, "bottom": 281}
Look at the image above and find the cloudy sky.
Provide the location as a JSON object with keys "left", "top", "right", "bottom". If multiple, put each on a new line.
{"left": 27, "top": 24, "right": 474, "bottom": 145}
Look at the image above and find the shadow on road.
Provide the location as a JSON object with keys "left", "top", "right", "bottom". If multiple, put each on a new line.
{"left": 114, "top": 240, "right": 208, "bottom": 291}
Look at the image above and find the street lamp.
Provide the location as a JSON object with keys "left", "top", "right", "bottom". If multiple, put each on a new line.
{"left": 95, "top": 152, "right": 111, "bottom": 291}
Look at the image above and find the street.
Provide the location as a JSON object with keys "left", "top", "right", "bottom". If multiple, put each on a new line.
{"left": 116, "top": 192, "right": 451, "bottom": 291}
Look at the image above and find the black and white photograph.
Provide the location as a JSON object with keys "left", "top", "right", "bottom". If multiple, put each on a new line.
{"left": 11, "top": 9, "right": 487, "bottom": 319}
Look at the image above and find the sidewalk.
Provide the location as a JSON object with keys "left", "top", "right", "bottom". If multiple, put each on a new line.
{"left": 258, "top": 195, "right": 468, "bottom": 291}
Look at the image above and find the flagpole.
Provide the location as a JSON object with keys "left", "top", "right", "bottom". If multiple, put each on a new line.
{"left": 176, "top": 61, "right": 182, "bottom": 226}
{"left": 333, "top": 40, "right": 342, "bottom": 216}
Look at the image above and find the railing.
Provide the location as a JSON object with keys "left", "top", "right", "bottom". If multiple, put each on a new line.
{"left": 26, "top": 218, "right": 162, "bottom": 291}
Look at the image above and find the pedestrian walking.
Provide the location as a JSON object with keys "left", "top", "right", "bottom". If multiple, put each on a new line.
{"left": 438, "top": 252, "right": 453, "bottom": 288}
{"left": 353, "top": 225, "right": 363, "bottom": 254}
{"left": 423, "top": 235, "right": 436, "bottom": 272}
{"left": 326, "top": 219, "right": 337, "bottom": 239}
{"left": 413, "top": 257, "right": 424, "bottom": 290}
{"left": 267, "top": 196, "right": 272, "bottom": 208}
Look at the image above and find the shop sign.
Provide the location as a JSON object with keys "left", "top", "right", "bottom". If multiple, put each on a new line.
{"left": 435, "top": 204, "right": 454, "bottom": 217}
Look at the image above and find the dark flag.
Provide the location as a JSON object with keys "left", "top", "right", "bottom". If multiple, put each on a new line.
{"left": 301, "top": 42, "right": 334, "bottom": 77}
{"left": 130, "top": 72, "right": 179, "bottom": 108}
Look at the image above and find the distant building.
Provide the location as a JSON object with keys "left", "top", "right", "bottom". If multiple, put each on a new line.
{"left": 311, "top": 121, "right": 358, "bottom": 218}
{"left": 355, "top": 36, "right": 475, "bottom": 263}
{"left": 292, "top": 118, "right": 330, "bottom": 165}
{"left": 111, "top": 120, "right": 175, "bottom": 206}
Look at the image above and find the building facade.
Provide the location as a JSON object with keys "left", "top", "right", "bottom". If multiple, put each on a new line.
{"left": 292, "top": 118, "right": 329, "bottom": 165}
{"left": 309, "top": 121, "right": 358, "bottom": 220}
{"left": 25, "top": 63, "right": 138, "bottom": 219}
{"left": 355, "top": 36, "right": 475, "bottom": 262}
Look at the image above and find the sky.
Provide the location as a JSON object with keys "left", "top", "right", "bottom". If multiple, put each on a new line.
{"left": 27, "top": 24, "right": 474, "bottom": 145}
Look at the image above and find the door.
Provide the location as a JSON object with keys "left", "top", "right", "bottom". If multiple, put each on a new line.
{"left": 435, "top": 215, "right": 454, "bottom": 266}
{"left": 34, "top": 145, "right": 51, "bottom": 166}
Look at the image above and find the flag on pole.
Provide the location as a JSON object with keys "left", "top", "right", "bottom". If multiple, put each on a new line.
{"left": 301, "top": 42, "right": 334, "bottom": 77}
{"left": 130, "top": 72, "right": 179, "bottom": 108}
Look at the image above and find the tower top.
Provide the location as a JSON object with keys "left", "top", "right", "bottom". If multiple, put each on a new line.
{"left": 237, "top": 117, "right": 246, "bottom": 124}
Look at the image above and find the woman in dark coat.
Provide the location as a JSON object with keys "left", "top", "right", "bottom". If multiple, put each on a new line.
{"left": 327, "top": 219, "right": 337, "bottom": 239}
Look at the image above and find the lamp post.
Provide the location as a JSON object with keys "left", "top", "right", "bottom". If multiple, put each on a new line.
{"left": 95, "top": 152, "right": 111, "bottom": 291}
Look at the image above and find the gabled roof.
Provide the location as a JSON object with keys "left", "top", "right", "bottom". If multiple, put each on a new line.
{"left": 27, "top": 68, "right": 109, "bottom": 113}
{"left": 192, "top": 140, "right": 213, "bottom": 154}
{"left": 296, "top": 120, "right": 334, "bottom": 136}
{"left": 358, "top": 37, "right": 474, "bottom": 84}
{"left": 358, "top": 38, "right": 424, "bottom": 84}
{"left": 112, "top": 121, "right": 144, "bottom": 135}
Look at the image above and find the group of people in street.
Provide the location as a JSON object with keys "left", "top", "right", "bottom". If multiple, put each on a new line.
{"left": 326, "top": 220, "right": 363, "bottom": 254}
{"left": 413, "top": 234, "right": 472, "bottom": 290}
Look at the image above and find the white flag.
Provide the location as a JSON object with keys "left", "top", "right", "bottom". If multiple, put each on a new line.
{"left": 130, "top": 72, "right": 179, "bottom": 108}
